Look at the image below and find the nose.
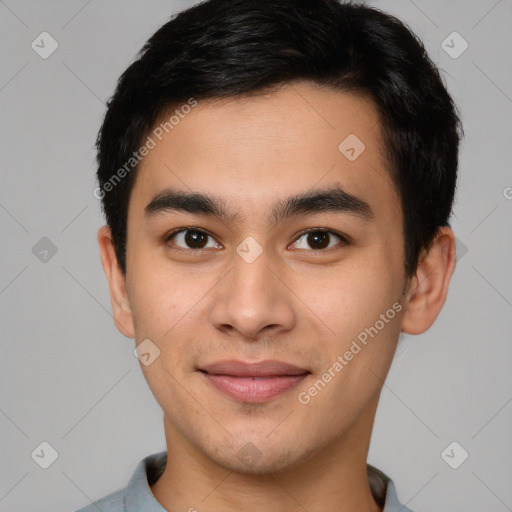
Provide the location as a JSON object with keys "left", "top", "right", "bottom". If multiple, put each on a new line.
{"left": 209, "top": 247, "right": 296, "bottom": 341}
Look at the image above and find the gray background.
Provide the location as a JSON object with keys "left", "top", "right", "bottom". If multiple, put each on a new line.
{"left": 0, "top": 0, "right": 511, "bottom": 511}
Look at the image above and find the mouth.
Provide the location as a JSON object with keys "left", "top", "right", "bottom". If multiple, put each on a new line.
{"left": 198, "top": 359, "right": 310, "bottom": 403}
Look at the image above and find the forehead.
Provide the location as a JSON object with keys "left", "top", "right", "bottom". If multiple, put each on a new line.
{"left": 129, "top": 81, "right": 400, "bottom": 225}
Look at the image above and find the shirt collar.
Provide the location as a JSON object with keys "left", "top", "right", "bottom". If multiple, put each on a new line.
{"left": 125, "top": 451, "right": 413, "bottom": 512}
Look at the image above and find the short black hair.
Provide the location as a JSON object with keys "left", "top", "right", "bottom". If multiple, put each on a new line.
{"left": 95, "top": 0, "right": 462, "bottom": 279}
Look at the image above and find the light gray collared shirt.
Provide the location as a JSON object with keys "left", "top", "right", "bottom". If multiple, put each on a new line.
{"left": 75, "top": 451, "right": 414, "bottom": 512}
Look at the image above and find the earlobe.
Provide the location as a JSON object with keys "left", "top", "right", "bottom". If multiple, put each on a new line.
{"left": 400, "top": 226, "right": 457, "bottom": 335}
{"left": 97, "top": 225, "right": 135, "bottom": 338}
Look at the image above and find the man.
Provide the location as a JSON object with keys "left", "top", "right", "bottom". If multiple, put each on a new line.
{"left": 79, "top": 0, "right": 461, "bottom": 510}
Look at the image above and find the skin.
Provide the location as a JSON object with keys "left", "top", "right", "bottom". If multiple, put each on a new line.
{"left": 98, "top": 80, "right": 456, "bottom": 512}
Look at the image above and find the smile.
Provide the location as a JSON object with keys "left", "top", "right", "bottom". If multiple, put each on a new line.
{"left": 198, "top": 359, "right": 310, "bottom": 403}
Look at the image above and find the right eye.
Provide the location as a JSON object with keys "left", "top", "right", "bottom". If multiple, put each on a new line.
{"left": 165, "top": 228, "right": 223, "bottom": 251}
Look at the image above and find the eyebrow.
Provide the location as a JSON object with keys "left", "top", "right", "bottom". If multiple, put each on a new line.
{"left": 144, "top": 186, "right": 374, "bottom": 225}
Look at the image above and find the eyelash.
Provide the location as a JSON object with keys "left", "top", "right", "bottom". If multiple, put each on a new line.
{"left": 164, "top": 227, "right": 349, "bottom": 254}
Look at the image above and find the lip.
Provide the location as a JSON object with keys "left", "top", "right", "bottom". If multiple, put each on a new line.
{"left": 199, "top": 359, "right": 309, "bottom": 377}
{"left": 198, "top": 359, "right": 310, "bottom": 403}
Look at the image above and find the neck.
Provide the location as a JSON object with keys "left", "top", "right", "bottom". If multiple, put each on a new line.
{"left": 151, "top": 397, "right": 383, "bottom": 512}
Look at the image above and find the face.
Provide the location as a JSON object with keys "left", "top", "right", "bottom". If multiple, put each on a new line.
{"left": 113, "top": 81, "right": 411, "bottom": 473}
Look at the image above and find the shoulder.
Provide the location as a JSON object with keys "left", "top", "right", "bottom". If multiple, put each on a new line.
{"left": 74, "top": 488, "right": 126, "bottom": 512}
{"left": 368, "top": 464, "right": 415, "bottom": 512}
{"left": 73, "top": 451, "right": 167, "bottom": 512}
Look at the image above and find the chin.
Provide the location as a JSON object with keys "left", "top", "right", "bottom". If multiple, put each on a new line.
{"left": 207, "top": 439, "right": 308, "bottom": 475}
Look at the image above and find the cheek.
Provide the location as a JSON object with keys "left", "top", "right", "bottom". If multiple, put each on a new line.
{"left": 127, "top": 264, "right": 217, "bottom": 378}
{"left": 127, "top": 262, "right": 197, "bottom": 333}
{"left": 307, "top": 260, "right": 397, "bottom": 336}
{"left": 301, "top": 252, "right": 403, "bottom": 384}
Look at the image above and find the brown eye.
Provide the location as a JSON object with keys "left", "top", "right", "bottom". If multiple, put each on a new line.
{"left": 167, "top": 229, "right": 221, "bottom": 250}
{"left": 291, "top": 230, "right": 346, "bottom": 250}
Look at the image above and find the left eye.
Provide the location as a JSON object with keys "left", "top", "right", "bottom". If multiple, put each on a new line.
{"left": 291, "top": 230, "right": 345, "bottom": 250}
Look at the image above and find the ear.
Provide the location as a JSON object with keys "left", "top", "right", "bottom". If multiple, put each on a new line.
{"left": 97, "top": 225, "right": 135, "bottom": 338}
{"left": 401, "top": 226, "right": 457, "bottom": 335}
